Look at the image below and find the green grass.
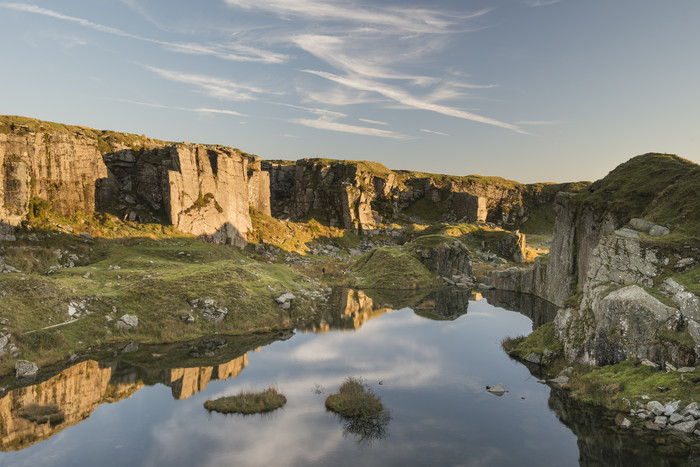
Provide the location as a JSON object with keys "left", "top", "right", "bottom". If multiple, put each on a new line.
{"left": 349, "top": 247, "right": 436, "bottom": 289}
{"left": 325, "top": 377, "right": 386, "bottom": 419}
{"left": 0, "top": 231, "right": 320, "bottom": 375}
{"left": 574, "top": 153, "right": 699, "bottom": 246}
{"left": 502, "top": 322, "right": 563, "bottom": 365}
{"left": 204, "top": 387, "right": 287, "bottom": 414}
{"left": 569, "top": 361, "right": 700, "bottom": 410}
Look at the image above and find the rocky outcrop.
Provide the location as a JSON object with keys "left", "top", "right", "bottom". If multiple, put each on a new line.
{"left": 263, "top": 158, "right": 586, "bottom": 233}
{"left": 98, "top": 144, "right": 270, "bottom": 247}
{"left": 0, "top": 117, "right": 270, "bottom": 247}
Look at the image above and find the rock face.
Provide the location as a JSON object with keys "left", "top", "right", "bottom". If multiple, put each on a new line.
{"left": 263, "top": 158, "right": 585, "bottom": 232}
{"left": 0, "top": 118, "right": 270, "bottom": 246}
{"left": 98, "top": 145, "right": 269, "bottom": 247}
{"left": 0, "top": 125, "right": 108, "bottom": 238}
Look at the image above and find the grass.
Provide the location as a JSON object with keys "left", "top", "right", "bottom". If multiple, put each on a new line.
{"left": 574, "top": 153, "right": 699, "bottom": 248}
{"left": 17, "top": 403, "right": 65, "bottom": 425}
{"left": 349, "top": 247, "right": 436, "bottom": 289}
{"left": 204, "top": 387, "right": 287, "bottom": 414}
{"left": 325, "top": 377, "right": 386, "bottom": 419}
{"left": 0, "top": 229, "right": 320, "bottom": 375}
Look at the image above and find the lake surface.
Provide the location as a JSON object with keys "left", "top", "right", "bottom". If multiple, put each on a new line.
{"left": 0, "top": 288, "right": 697, "bottom": 466}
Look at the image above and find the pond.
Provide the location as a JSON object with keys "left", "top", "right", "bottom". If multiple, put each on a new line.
{"left": 0, "top": 288, "right": 697, "bottom": 466}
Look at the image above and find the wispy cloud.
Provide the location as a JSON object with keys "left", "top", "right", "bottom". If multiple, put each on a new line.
{"left": 225, "top": 0, "right": 488, "bottom": 34}
{"left": 523, "top": 0, "right": 561, "bottom": 7}
{"left": 516, "top": 120, "right": 562, "bottom": 126}
{"left": 0, "top": 2, "right": 287, "bottom": 63}
{"left": 143, "top": 65, "right": 266, "bottom": 101}
{"left": 292, "top": 115, "right": 409, "bottom": 139}
{"left": 109, "top": 98, "right": 246, "bottom": 117}
{"left": 303, "top": 70, "right": 527, "bottom": 134}
{"left": 358, "top": 118, "right": 388, "bottom": 126}
{"left": 420, "top": 129, "right": 449, "bottom": 136}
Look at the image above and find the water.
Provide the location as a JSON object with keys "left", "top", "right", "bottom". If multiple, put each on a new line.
{"left": 0, "top": 289, "right": 697, "bottom": 466}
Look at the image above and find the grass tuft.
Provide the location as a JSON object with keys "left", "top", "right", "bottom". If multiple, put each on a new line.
{"left": 204, "top": 387, "right": 287, "bottom": 414}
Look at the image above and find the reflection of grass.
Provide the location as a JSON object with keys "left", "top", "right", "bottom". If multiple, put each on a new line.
{"left": 204, "top": 387, "right": 286, "bottom": 414}
{"left": 326, "top": 377, "right": 391, "bottom": 444}
{"left": 17, "top": 403, "right": 64, "bottom": 425}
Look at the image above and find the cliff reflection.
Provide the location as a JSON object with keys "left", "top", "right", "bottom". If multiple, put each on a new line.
{"left": 304, "top": 287, "right": 479, "bottom": 333}
{"left": 548, "top": 388, "right": 700, "bottom": 466}
{"left": 481, "top": 288, "right": 558, "bottom": 329}
{"left": 0, "top": 334, "right": 277, "bottom": 451}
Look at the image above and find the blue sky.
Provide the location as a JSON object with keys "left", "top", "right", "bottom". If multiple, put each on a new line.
{"left": 1, "top": 1, "right": 698, "bottom": 183}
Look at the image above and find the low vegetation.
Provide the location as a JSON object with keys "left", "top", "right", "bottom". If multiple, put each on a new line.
{"left": 325, "top": 377, "right": 387, "bottom": 419}
{"left": 17, "top": 403, "right": 64, "bottom": 425}
{"left": 204, "top": 387, "right": 287, "bottom": 414}
{"left": 349, "top": 247, "right": 436, "bottom": 289}
{"left": 503, "top": 323, "right": 700, "bottom": 413}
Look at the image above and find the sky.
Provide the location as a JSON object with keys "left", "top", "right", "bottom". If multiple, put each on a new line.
{"left": 1, "top": 1, "right": 698, "bottom": 183}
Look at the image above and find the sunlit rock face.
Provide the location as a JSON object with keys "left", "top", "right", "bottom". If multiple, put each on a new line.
{"left": 0, "top": 121, "right": 271, "bottom": 246}
{"left": 100, "top": 145, "right": 270, "bottom": 247}
{"left": 0, "top": 354, "right": 250, "bottom": 451}
{"left": 168, "top": 355, "right": 248, "bottom": 400}
{"left": 0, "top": 129, "right": 108, "bottom": 235}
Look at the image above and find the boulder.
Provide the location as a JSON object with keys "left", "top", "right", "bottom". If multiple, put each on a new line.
{"left": 15, "top": 360, "right": 38, "bottom": 379}
{"left": 486, "top": 383, "right": 506, "bottom": 396}
{"left": 116, "top": 314, "right": 139, "bottom": 331}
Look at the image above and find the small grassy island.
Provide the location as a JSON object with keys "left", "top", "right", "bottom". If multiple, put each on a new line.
{"left": 204, "top": 387, "right": 287, "bottom": 415}
{"left": 325, "top": 377, "right": 387, "bottom": 419}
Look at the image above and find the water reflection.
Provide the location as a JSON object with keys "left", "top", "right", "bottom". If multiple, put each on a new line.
{"left": 548, "top": 388, "right": 700, "bottom": 466}
{"left": 302, "top": 287, "right": 476, "bottom": 334}
{"left": 481, "top": 288, "right": 558, "bottom": 330}
{"left": 0, "top": 287, "right": 696, "bottom": 465}
{"left": 0, "top": 333, "right": 280, "bottom": 451}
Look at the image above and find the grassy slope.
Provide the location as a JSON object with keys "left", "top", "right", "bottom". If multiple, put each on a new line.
{"left": 0, "top": 227, "right": 319, "bottom": 375}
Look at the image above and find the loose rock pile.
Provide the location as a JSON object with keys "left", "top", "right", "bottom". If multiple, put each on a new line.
{"left": 188, "top": 298, "right": 228, "bottom": 323}
{"left": 627, "top": 400, "right": 700, "bottom": 436}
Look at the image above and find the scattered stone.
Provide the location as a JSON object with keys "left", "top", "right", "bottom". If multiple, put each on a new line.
{"left": 108, "top": 265, "right": 121, "bottom": 270}
{"left": 275, "top": 292, "right": 296, "bottom": 304}
{"left": 654, "top": 416, "right": 668, "bottom": 427}
{"left": 68, "top": 305, "right": 77, "bottom": 317}
{"left": 0, "top": 334, "right": 8, "bottom": 352}
{"left": 677, "top": 367, "right": 696, "bottom": 373}
{"left": 79, "top": 232, "right": 94, "bottom": 240}
{"left": 524, "top": 352, "right": 541, "bottom": 364}
{"left": 649, "top": 225, "right": 670, "bottom": 237}
{"left": 664, "top": 400, "right": 682, "bottom": 416}
{"left": 681, "top": 402, "right": 700, "bottom": 416}
{"left": 105, "top": 315, "right": 113, "bottom": 322}
{"left": 669, "top": 413, "right": 684, "bottom": 424}
{"left": 486, "top": 383, "right": 506, "bottom": 396}
{"left": 115, "top": 314, "right": 139, "bottom": 331}
{"left": 82, "top": 272, "right": 91, "bottom": 279}
{"left": 548, "top": 375, "right": 569, "bottom": 386}
{"left": 189, "top": 298, "right": 228, "bottom": 323}
{"left": 665, "top": 362, "right": 677, "bottom": 372}
{"left": 629, "top": 218, "right": 654, "bottom": 232}
{"left": 640, "top": 359, "right": 659, "bottom": 370}
{"left": 675, "top": 257, "right": 698, "bottom": 271}
{"left": 647, "top": 401, "right": 665, "bottom": 416}
{"left": 15, "top": 360, "right": 38, "bottom": 379}
{"left": 670, "top": 420, "right": 697, "bottom": 433}
{"left": 180, "top": 313, "right": 195, "bottom": 323}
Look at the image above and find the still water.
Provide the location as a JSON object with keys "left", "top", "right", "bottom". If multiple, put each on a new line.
{"left": 0, "top": 289, "right": 697, "bottom": 466}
